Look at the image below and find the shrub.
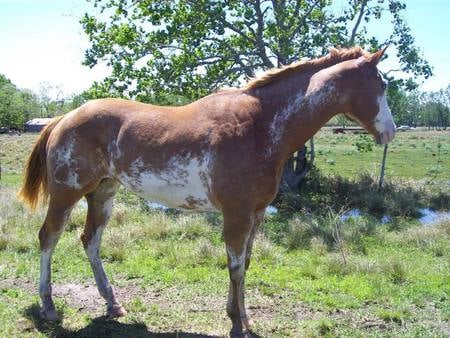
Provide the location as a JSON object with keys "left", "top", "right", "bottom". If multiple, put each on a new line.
{"left": 382, "top": 260, "right": 408, "bottom": 284}
{"left": 285, "top": 217, "right": 312, "bottom": 250}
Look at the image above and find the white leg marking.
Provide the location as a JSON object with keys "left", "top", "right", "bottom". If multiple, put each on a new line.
{"left": 39, "top": 249, "right": 53, "bottom": 299}
{"left": 85, "top": 197, "right": 118, "bottom": 308}
{"left": 226, "top": 233, "right": 250, "bottom": 318}
{"left": 86, "top": 226, "right": 113, "bottom": 301}
{"left": 39, "top": 233, "right": 63, "bottom": 320}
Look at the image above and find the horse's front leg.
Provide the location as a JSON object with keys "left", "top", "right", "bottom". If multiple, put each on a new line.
{"left": 223, "top": 209, "right": 255, "bottom": 337}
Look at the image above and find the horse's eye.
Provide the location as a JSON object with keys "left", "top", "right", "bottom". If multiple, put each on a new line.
{"left": 381, "top": 81, "right": 387, "bottom": 90}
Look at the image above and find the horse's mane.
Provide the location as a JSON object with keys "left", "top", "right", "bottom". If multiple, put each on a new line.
{"left": 244, "top": 47, "right": 369, "bottom": 90}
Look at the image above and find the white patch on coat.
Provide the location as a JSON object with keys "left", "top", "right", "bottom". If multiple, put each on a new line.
{"left": 266, "top": 79, "right": 336, "bottom": 158}
{"left": 374, "top": 94, "right": 396, "bottom": 144}
{"left": 107, "top": 140, "right": 122, "bottom": 175}
{"left": 118, "top": 152, "right": 217, "bottom": 212}
{"left": 266, "top": 93, "right": 304, "bottom": 158}
{"left": 305, "top": 81, "right": 336, "bottom": 108}
{"left": 53, "top": 136, "right": 81, "bottom": 189}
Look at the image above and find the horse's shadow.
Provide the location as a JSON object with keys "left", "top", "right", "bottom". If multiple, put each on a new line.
{"left": 24, "top": 304, "right": 262, "bottom": 338}
{"left": 23, "top": 303, "right": 216, "bottom": 338}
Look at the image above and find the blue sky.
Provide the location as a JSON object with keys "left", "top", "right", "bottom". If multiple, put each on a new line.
{"left": 0, "top": 0, "right": 449, "bottom": 98}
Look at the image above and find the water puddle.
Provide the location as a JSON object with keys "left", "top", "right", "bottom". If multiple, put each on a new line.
{"left": 339, "top": 208, "right": 450, "bottom": 226}
{"left": 266, "top": 205, "right": 278, "bottom": 215}
{"left": 419, "top": 208, "right": 450, "bottom": 226}
{"left": 339, "top": 208, "right": 362, "bottom": 221}
{"left": 147, "top": 202, "right": 169, "bottom": 210}
{"left": 79, "top": 199, "right": 448, "bottom": 226}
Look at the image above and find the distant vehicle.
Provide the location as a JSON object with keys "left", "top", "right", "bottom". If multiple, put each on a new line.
{"left": 397, "top": 125, "right": 411, "bottom": 131}
{"left": 24, "top": 118, "right": 53, "bottom": 132}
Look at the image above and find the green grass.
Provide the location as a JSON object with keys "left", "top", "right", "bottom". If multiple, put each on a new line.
{"left": 314, "top": 129, "right": 450, "bottom": 181}
{"left": 0, "top": 185, "right": 449, "bottom": 337}
{"left": 0, "top": 131, "right": 449, "bottom": 337}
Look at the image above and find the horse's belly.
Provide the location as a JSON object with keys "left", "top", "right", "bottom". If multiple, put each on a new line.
{"left": 117, "top": 156, "right": 218, "bottom": 212}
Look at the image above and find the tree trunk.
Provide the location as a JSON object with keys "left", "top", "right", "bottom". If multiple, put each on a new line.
{"left": 279, "top": 137, "right": 315, "bottom": 194}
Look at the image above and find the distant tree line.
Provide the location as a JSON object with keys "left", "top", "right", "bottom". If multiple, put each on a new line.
{"left": 387, "top": 84, "right": 450, "bottom": 129}
{"left": 0, "top": 74, "right": 86, "bottom": 129}
{"left": 1, "top": 71, "right": 449, "bottom": 131}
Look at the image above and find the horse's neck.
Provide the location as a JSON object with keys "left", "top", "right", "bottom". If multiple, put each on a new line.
{"left": 259, "top": 71, "right": 341, "bottom": 161}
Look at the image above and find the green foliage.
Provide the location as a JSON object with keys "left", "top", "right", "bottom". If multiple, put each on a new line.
{"left": 0, "top": 75, "right": 88, "bottom": 129}
{"left": 353, "top": 134, "right": 374, "bottom": 153}
{"left": 0, "top": 75, "right": 40, "bottom": 128}
{"left": 387, "top": 85, "right": 450, "bottom": 128}
{"left": 81, "top": 0, "right": 431, "bottom": 101}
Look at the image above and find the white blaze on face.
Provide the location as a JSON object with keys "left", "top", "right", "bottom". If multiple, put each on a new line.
{"left": 374, "top": 94, "right": 396, "bottom": 144}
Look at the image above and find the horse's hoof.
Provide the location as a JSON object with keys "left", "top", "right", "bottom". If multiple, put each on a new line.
{"left": 107, "top": 304, "right": 127, "bottom": 318}
{"left": 40, "top": 308, "right": 58, "bottom": 322}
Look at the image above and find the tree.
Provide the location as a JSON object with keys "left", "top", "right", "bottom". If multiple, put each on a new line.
{"left": 81, "top": 0, "right": 432, "bottom": 190}
{"left": 0, "top": 74, "right": 40, "bottom": 129}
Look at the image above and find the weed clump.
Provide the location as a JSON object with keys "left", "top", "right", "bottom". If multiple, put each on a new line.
{"left": 383, "top": 260, "right": 408, "bottom": 284}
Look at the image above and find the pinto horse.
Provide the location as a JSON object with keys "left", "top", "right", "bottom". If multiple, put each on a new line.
{"left": 20, "top": 47, "right": 395, "bottom": 336}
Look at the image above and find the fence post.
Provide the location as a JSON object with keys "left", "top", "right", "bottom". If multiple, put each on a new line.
{"left": 378, "top": 144, "right": 388, "bottom": 190}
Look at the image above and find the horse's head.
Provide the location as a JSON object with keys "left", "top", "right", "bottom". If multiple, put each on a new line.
{"left": 342, "top": 47, "right": 396, "bottom": 144}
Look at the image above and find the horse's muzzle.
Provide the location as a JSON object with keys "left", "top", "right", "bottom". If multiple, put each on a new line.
{"left": 377, "top": 124, "right": 396, "bottom": 145}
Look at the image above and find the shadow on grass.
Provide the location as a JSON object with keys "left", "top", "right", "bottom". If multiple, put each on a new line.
{"left": 276, "top": 168, "right": 450, "bottom": 219}
{"left": 24, "top": 303, "right": 236, "bottom": 338}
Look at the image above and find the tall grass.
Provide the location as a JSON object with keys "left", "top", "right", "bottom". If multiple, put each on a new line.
{"left": 276, "top": 167, "right": 449, "bottom": 219}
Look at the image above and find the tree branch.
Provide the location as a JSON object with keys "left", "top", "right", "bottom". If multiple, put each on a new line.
{"left": 254, "top": 0, "right": 275, "bottom": 68}
{"left": 289, "top": 0, "right": 322, "bottom": 42}
{"left": 348, "top": 0, "right": 368, "bottom": 45}
{"left": 222, "top": 21, "right": 257, "bottom": 45}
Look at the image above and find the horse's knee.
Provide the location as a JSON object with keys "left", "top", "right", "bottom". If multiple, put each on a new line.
{"left": 38, "top": 222, "right": 63, "bottom": 251}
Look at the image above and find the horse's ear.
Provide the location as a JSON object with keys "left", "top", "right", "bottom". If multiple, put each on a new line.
{"left": 369, "top": 45, "right": 388, "bottom": 65}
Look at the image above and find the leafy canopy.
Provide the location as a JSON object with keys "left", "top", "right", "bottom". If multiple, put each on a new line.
{"left": 81, "top": 0, "right": 432, "bottom": 103}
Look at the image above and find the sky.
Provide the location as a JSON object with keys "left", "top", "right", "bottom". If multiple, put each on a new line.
{"left": 0, "top": 0, "right": 449, "bottom": 98}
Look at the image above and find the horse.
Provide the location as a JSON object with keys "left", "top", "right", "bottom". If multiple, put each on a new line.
{"left": 19, "top": 46, "right": 395, "bottom": 337}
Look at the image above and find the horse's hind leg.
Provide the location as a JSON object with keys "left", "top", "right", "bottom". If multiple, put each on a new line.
{"left": 223, "top": 209, "right": 255, "bottom": 337}
{"left": 81, "top": 178, "right": 126, "bottom": 318}
{"left": 39, "top": 197, "right": 78, "bottom": 321}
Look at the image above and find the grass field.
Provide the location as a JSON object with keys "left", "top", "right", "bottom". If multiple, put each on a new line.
{"left": 0, "top": 130, "right": 449, "bottom": 337}
{"left": 314, "top": 129, "right": 449, "bottom": 181}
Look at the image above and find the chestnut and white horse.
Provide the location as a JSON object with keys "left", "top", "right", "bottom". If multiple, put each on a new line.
{"left": 20, "top": 47, "right": 395, "bottom": 336}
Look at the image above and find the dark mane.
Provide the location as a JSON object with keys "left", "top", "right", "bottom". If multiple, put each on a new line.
{"left": 244, "top": 47, "right": 369, "bottom": 90}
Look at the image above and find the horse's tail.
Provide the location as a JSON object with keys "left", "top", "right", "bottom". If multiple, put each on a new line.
{"left": 18, "top": 115, "right": 65, "bottom": 211}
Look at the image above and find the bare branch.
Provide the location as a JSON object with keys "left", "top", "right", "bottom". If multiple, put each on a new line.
{"left": 254, "top": 0, "right": 275, "bottom": 68}
{"left": 385, "top": 68, "right": 403, "bottom": 75}
{"left": 348, "top": 0, "right": 368, "bottom": 45}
